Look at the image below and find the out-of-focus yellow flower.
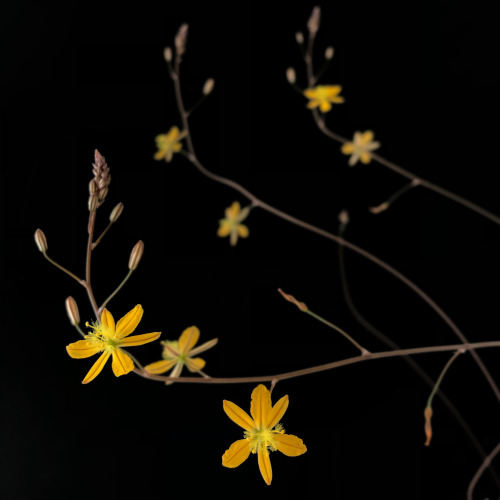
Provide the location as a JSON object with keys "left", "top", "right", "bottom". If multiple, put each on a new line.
{"left": 154, "top": 126, "right": 187, "bottom": 162}
{"left": 66, "top": 305, "right": 160, "bottom": 384}
{"left": 144, "top": 326, "right": 217, "bottom": 385}
{"left": 341, "top": 130, "right": 381, "bottom": 166}
{"left": 217, "top": 201, "right": 250, "bottom": 246}
{"left": 222, "top": 384, "right": 307, "bottom": 486}
{"left": 303, "top": 85, "right": 344, "bottom": 112}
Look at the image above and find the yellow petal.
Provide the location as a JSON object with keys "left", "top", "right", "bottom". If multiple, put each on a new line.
{"left": 66, "top": 339, "right": 103, "bottom": 359}
{"left": 154, "top": 149, "right": 166, "bottom": 160}
{"left": 100, "top": 309, "right": 115, "bottom": 335}
{"left": 273, "top": 433, "right": 307, "bottom": 457}
{"left": 111, "top": 348, "right": 135, "bottom": 377}
{"left": 218, "top": 222, "right": 231, "bottom": 237}
{"left": 82, "top": 351, "right": 111, "bottom": 384}
{"left": 222, "top": 439, "right": 251, "bottom": 468}
{"left": 323, "top": 86, "right": 340, "bottom": 97}
{"left": 223, "top": 400, "right": 255, "bottom": 431}
{"left": 115, "top": 305, "right": 143, "bottom": 339}
{"left": 185, "top": 357, "right": 206, "bottom": 373}
{"left": 362, "top": 130, "right": 374, "bottom": 143}
{"left": 258, "top": 449, "right": 272, "bottom": 485}
{"left": 236, "top": 224, "right": 249, "bottom": 238}
{"left": 250, "top": 384, "right": 272, "bottom": 428}
{"left": 167, "top": 126, "right": 180, "bottom": 141}
{"left": 330, "top": 95, "right": 345, "bottom": 104}
{"left": 144, "top": 359, "right": 177, "bottom": 374}
{"left": 120, "top": 331, "right": 161, "bottom": 347}
{"left": 306, "top": 100, "right": 319, "bottom": 109}
{"left": 178, "top": 326, "right": 200, "bottom": 354}
{"left": 303, "top": 88, "right": 317, "bottom": 99}
{"left": 341, "top": 143, "right": 355, "bottom": 155}
{"left": 172, "top": 142, "right": 183, "bottom": 152}
{"left": 266, "top": 395, "right": 289, "bottom": 429}
{"left": 319, "top": 100, "right": 332, "bottom": 113}
{"left": 189, "top": 338, "right": 218, "bottom": 356}
{"left": 360, "top": 152, "right": 372, "bottom": 164}
{"left": 225, "top": 201, "right": 241, "bottom": 220}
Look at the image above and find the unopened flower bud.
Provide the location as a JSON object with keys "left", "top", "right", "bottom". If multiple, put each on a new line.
{"left": 175, "top": 23, "right": 189, "bottom": 56}
{"left": 424, "top": 406, "right": 433, "bottom": 446}
{"left": 325, "top": 46, "right": 334, "bottom": 60}
{"left": 295, "top": 31, "right": 304, "bottom": 44}
{"left": 88, "top": 195, "right": 99, "bottom": 212}
{"left": 307, "top": 6, "right": 321, "bottom": 35}
{"left": 110, "top": 202, "right": 124, "bottom": 223}
{"left": 338, "top": 210, "right": 350, "bottom": 226}
{"left": 286, "top": 67, "right": 296, "bottom": 84}
{"left": 203, "top": 78, "right": 215, "bottom": 96}
{"left": 128, "top": 240, "right": 144, "bottom": 270}
{"left": 65, "top": 296, "right": 80, "bottom": 326}
{"left": 164, "top": 46, "right": 173, "bottom": 62}
{"left": 34, "top": 229, "right": 48, "bottom": 253}
{"left": 89, "top": 179, "right": 98, "bottom": 195}
{"left": 278, "top": 288, "right": 308, "bottom": 312}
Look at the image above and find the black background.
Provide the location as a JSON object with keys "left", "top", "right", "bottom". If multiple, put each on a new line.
{"left": 1, "top": 1, "right": 499, "bottom": 499}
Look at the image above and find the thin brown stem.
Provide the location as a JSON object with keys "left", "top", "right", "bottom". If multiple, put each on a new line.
{"left": 43, "top": 253, "right": 84, "bottom": 285}
{"left": 85, "top": 211, "right": 99, "bottom": 319}
{"left": 337, "top": 225, "right": 500, "bottom": 488}
{"left": 134, "top": 340, "right": 500, "bottom": 384}
{"left": 468, "top": 441, "right": 500, "bottom": 500}
{"left": 92, "top": 221, "right": 113, "bottom": 249}
{"left": 169, "top": 38, "right": 500, "bottom": 405}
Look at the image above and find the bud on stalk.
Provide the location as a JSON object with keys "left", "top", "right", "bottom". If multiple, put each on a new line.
{"left": 128, "top": 240, "right": 144, "bottom": 270}
{"left": 34, "top": 229, "right": 48, "bottom": 253}
{"left": 109, "top": 202, "right": 124, "bottom": 223}
{"left": 65, "top": 296, "right": 80, "bottom": 326}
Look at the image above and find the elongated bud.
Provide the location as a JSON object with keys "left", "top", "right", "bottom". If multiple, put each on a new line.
{"left": 34, "top": 229, "right": 48, "bottom": 253}
{"left": 424, "top": 407, "right": 433, "bottom": 446}
{"left": 278, "top": 288, "right": 308, "bottom": 312}
{"left": 325, "top": 46, "right": 334, "bottom": 60}
{"left": 175, "top": 23, "right": 189, "bottom": 56}
{"left": 164, "top": 46, "right": 173, "bottom": 62}
{"left": 65, "top": 296, "right": 80, "bottom": 326}
{"left": 286, "top": 67, "right": 296, "bottom": 84}
{"left": 110, "top": 202, "right": 124, "bottom": 223}
{"left": 89, "top": 179, "right": 98, "bottom": 195}
{"left": 338, "top": 209, "right": 350, "bottom": 226}
{"left": 98, "top": 187, "right": 108, "bottom": 202}
{"left": 307, "top": 6, "right": 321, "bottom": 35}
{"left": 203, "top": 78, "right": 215, "bottom": 96}
{"left": 129, "top": 240, "right": 144, "bottom": 270}
{"left": 295, "top": 31, "right": 304, "bottom": 44}
{"left": 88, "top": 195, "right": 99, "bottom": 212}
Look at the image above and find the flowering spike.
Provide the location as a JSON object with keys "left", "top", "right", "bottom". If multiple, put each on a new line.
{"left": 307, "top": 6, "right": 321, "bottom": 36}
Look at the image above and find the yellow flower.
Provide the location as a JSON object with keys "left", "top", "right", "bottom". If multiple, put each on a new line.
{"left": 222, "top": 384, "right": 307, "bottom": 486}
{"left": 303, "top": 85, "right": 344, "bottom": 112}
{"left": 217, "top": 201, "right": 250, "bottom": 246}
{"left": 144, "top": 326, "right": 218, "bottom": 385}
{"left": 66, "top": 305, "right": 160, "bottom": 384}
{"left": 154, "top": 126, "right": 187, "bottom": 162}
{"left": 341, "top": 130, "right": 381, "bottom": 166}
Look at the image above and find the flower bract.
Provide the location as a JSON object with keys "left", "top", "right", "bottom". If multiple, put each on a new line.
{"left": 217, "top": 201, "right": 250, "bottom": 246}
{"left": 341, "top": 130, "right": 381, "bottom": 166}
{"left": 222, "top": 384, "right": 307, "bottom": 485}
{"left": 66, "top": 305, "right": 161, "bottom": 384}
{"left": 144, "top": 326, "right": 217, "bottom": 385}
{"left": 154, "top": 126, "right": 187, "bottom": 162}
{"left": 303, "top": 85, "right": 344, "bottom": 112}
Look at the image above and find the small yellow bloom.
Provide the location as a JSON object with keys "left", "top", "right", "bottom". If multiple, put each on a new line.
{"left": 341, "top": 130, "right": 381, "bottom": 166}
{"left": 222, "top": 384, "right": 307, "bottom": 486}
{"left": 217, "top": 201, "right": 250, "bottom": 246}
{"left": 144, "top": 326, "right": 217, "bottom": 385}
{"left": 303, "top": 85, "right": 344, "bottom": 112}
{"left": 66, "top": 305, "right": 161, "bottom": 384}
{"left": 154, "top": 126, "right": 187, "bottom": 162}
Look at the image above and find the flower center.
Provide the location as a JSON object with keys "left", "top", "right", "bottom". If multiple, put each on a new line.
{"left": 244, "top": 424, "right": 284, "bottom": 454}
{"left": 85, "top": 321, "right": 117, "bottom": 352}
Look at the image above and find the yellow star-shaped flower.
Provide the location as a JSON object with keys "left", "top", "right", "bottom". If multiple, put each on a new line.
{"left": 144, "top": 326, "right": 218, "bottom": 385}
{"left": 222, "top": 384, "right": 307, "bottom": 485}
{"left": 154, "top": 126, "right": 187, "bottom": 162}
{"left": 66, "top": 305, "right": 161, "bottom": 384}
{"left": 217, "top": 201, "right": 250, "bottom": 246}
{"left": 304, "top": 85, "right": 344, "bottom": 112}
{"left": 341, "top": 130, "right": 381, "bottom": 166}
